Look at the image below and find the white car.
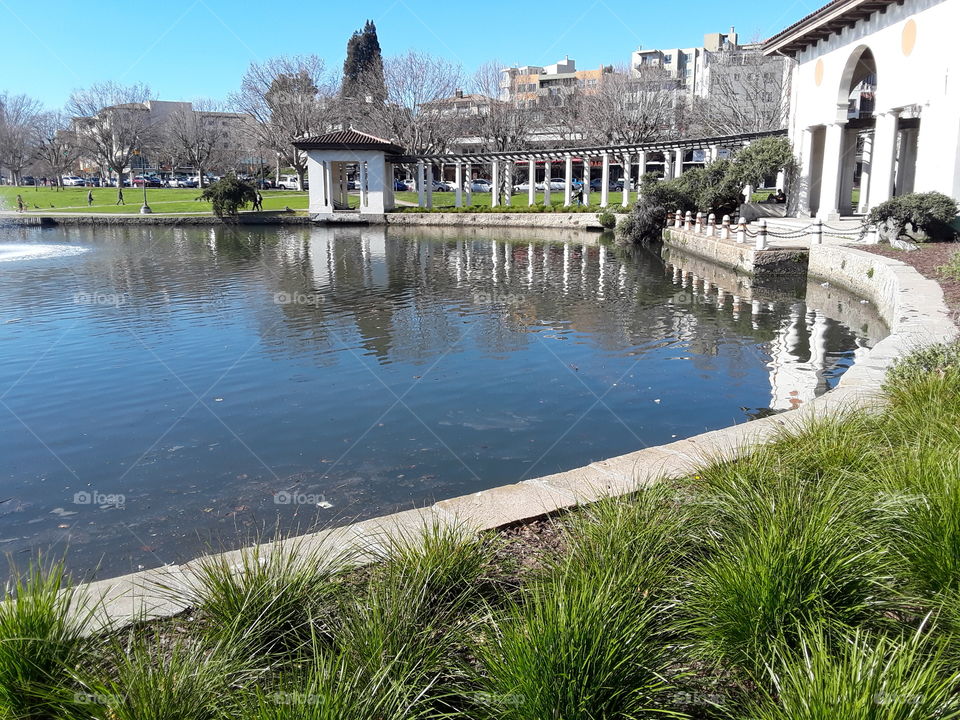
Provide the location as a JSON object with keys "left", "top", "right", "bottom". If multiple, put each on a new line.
{"left": 469, "top": 179, "right": 492, "bottom": 192}
{"left": 61, "top": 176, "right": 86, "bottom": 187}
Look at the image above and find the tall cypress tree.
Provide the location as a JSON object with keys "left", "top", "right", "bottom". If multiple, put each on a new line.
{"left": 342, "top": 20, "right": 386, "bottom": 102}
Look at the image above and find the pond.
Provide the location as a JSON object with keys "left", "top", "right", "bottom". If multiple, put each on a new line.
{"left": 0, "top": 223, "right": 887, "bottom": 580}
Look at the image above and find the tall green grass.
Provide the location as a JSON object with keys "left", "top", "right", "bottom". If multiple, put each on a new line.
{"left": 0, "top": 559, "right": 93, "bottom": 719}
{"left": 749, "top": 625, "right": 960, "bottom": 720}
{"left": 173, "top": 535, "right": 351, "bottom": 660}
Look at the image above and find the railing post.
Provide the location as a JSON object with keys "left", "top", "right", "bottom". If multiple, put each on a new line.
{"left": 684, "top": 210, "right": 693, "bottom": 231}
{"left": 737, "top": 216, "right": 746, "bottom": 244}
{"left": 813, "top": 219, "right": 823, "bottom": 245}
{"left": 720, "top": 214, "right": 731, "bottom": 240}
{"left": 665, "top": 210, "right": 674, "bottom": 228}
{"left": 674, "top": 208, "right": 682, "bottom": 228}
{"left": 756, "top": 219, "right": 768, "bottom": 250}
{"left": 695, "top": 212, "right": 703, "bottom": 234}
{"left": 867, "top": 224, "right": 879, "bottom": 244}
{"left": 707, "top": 213, "right": 716, "bottom": 237}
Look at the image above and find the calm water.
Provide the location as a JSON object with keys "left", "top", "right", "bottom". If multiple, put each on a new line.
{"left": 0, "top": 224, "right": 886, "bottom": 580}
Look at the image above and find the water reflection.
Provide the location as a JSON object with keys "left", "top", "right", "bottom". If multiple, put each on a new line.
{"left": 0, "top": 224, "right": 885, "bottom": 580}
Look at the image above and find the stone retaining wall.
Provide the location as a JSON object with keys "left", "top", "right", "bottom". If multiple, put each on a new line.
{"left": 0, "top": 213, "right": 311, "bottom": 227}
{"left": 662, "top": 228, "right": 809, "bottom": 278}
{"left": 384, "top": 212, "right": 606, "bottom": 230}
{"left": 69, "top": 241, "right": 957, "bottom": 632}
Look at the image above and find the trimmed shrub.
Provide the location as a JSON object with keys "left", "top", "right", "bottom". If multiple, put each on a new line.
{"left": 200, "top": 174, "right": 258, "bottom": 217}
{"left": 596, "top": 210, "right": 616, "bottom": 229}
{"left": 865, "top": 191, "right": 958, "bottom": 242}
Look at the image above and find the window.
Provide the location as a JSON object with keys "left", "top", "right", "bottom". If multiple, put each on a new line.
{"left": 664, "top": 54, "right": 672, "bottom": 63}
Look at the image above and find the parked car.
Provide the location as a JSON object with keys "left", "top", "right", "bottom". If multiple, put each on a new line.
{"left": 254, "top": 178, "right": 274, "bottom": 189}
{"left": 590, "top": 177, "right": 620, "bottom": 191}
{"left": 61, "top": 176, "right": 85, "bottom": 187}
{"left": 432, "top": 180, "right": 450, "bottom": 192}
{"left": 21, "top": 176, "right": 35, "bottom": 186}
{"left": 276, "top": 174, "right": 305, "bottom": 190}
{"left": 133, "top": 175, "right": 163, "bottom": 188}
{"left": 402, "top": 179, "right": 416, "bottom": 191}
{"left": 469, "top": 179, "right": 492, "bottom": 192}
{"left": 545, "top": 178, "right": 567, "bottom": 191}
{"left": 394, "top": 178, "right": 408, "bottom": 191}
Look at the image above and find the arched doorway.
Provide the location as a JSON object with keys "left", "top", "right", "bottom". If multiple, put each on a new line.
{"left": 838, "top": 47, "right": 877, "bottom": 215}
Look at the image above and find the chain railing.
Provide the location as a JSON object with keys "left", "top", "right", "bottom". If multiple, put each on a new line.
{"left": 664, "top": 210, "right": 875, "bottom": 248}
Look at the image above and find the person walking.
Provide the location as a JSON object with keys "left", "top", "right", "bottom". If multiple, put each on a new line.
{"left": 116, "top": 187, "right": 124, "bottom": 206}
{"left": 253, "top": 190, "right": 263, "bottom": 211}
{"left": 15, "top": 194, "right": 24, "bottom": 213}
{"left": 87, "top": 189, "right": 94, "bottom": 207}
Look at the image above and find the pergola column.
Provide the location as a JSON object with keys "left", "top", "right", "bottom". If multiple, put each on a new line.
{"left": 636, "top": 150, "right": 647, "bottom": 198}
{"left": 528, "top": 159, "right": 536, "bottom": 206}
{"left": 455, "top": 162, "right": 463, "bottom": 208}
{"left": 491, "top": 160, "right": 500, "bottom": 207}
{"left": 663, "top": 153, "right": 672, "bottom": 180}
{"left": 816, "top": 122, "right": 846, "bottom": 220}
{"left": 564, "top": 156, "right": 573, "bottom": 206}
{"left": 582, "top": 156, "right": 591, "bottom": 206}
{"left": 709, "top": 144, "right": 719, "bottom": 162}
{"left": 867, "top": 110, "right": 900, "bottom": 210}
{"left": 600, "top": 153, "right": 610, "bottom": 208}
{"left": 621, "top": 153, "right": 631, "bottom": 207}
{"left": 674, "top": 148, "right": 684, "bottom": 177}
{"left": 543, "top": 160, "right": 552, "bottom": 206}
{"left": 504, "top": 161, "right": 513, "bottom": 204}
{"left": 465, "top": 163, "right": 473, "bottom": 205}
{"left": 416, "top": 161, "right": 426, "bottom": 208}
{"left": 425, "top": 163, "right": 434, "bottom": 209}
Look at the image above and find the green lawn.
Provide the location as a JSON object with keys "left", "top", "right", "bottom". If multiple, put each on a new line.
{"left": 0, "top": 186, "right": 310, "bottom": 215}
{"left": 395, "top": 190, "right": 638, "bottom": 208}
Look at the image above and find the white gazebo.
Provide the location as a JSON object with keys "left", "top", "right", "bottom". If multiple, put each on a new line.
{"left": 765, "top": 0, "right": 960, "bottom": 219}
{"left": 294, "top": 129, "right": 404, "bottom": 218}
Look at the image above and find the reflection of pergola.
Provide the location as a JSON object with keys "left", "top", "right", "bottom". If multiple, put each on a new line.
{"left": 296, "top": 128, "right": 785, "bottom": 217}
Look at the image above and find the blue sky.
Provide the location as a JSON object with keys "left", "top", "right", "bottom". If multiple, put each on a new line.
{"left": 1, "top": 0, "right": 816, "bottom": 108}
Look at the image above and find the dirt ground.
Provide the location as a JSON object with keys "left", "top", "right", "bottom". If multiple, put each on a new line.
{"left": 856, "top": 241, "right": 960, "bottom": 314}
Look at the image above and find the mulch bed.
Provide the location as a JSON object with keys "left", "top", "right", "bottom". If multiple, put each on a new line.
{"left": 856, "top": 241, "right": 960, "bottom": 314}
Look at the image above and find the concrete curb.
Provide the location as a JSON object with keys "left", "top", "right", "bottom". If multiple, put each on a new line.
{"left": 66, "top": 242, "right": 957, "bottom": 633}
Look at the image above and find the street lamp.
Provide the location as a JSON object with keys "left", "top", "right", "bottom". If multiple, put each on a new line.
{"left": 134, "top": 149, "right": 152, "bottom": 214}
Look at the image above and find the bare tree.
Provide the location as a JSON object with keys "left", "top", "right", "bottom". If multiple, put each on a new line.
{"left": 162, "top": 100, "right": 239, "bottom": 187}
{"left": 32, "top": 111, "right": 80, "bottom": 189}
{"left": 581, "top": 65, "right": 679, "bottom": 145}
{"left": 359, "top": 50, "right": 464, "bottom": 156}
{"left": 0, "top": 92, "right": 42, "bottom": 185}
{"left": 690, "top": 50, "right": 790, "bottom": 135}
{"left": 67, "top": 82, "right": 154, "bottom": 199}
{"left": 233, "top": 55, "right": 334, "bottom": 190}
{"left": 470, "top": 60, "right": 529, "bottom": 152}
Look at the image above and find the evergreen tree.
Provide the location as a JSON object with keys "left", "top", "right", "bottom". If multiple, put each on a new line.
{"left": 342, "top": 20, "right": 386, "bottom": 102}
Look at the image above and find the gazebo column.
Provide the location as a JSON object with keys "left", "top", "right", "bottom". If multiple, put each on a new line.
{"left": 856, "top": 131, "right": 873, "bottom": 214}
{"left": 491, "top": 160, "right": 500, "bottom": 207}
{"left": 543, "top": 160, "right": 552, "bottom": 206}
{"left": 416, "top": 161, "right": 426, "bottom": 208}
{"left": 582, "top": 156, "right": 591, "bottom": 206}
{"left": 600, "top": 153, "right": 610, "bottom": 208}
{"left": 528, "top": 159, "right": 536, "bottom": 206}
{"left": 358, "top": 161, "right": 368, "bottom": 208}
{"left": 564, "top": 156, "right": 573, "bottom": 206}
{"left": 621, "top": 153, "right": 631, "bottom": 207}
{"left": 674, "top": 148, "right": 684, "bottom": 177}
{"left": 425, "top": 163, "right": 434, "bottom": 209}
{"left": 465, "top": 163, "right": 473, "bottom": 205}
{"left": 455, "top": 162, "right": 463, "bottom": 208}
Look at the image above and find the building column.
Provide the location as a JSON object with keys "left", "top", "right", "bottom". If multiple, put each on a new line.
{"left": 600, "top": 153, "right": 610, "bottom": 208}
{"left": 674, "top": 148, "right": 684, "bottom": 176}
{"left": 491, "top": 160, "right": 500, "bottom": 207}
{"left": 425, "top": 163, "right": 434, "bottom": 209}
{"left": 465, "top": 163, "right": 473, "bottom": 205}
{"left": 621, "top": 153, "right": 631, "bottom": 207}
{"left": 796, "top": 128, "right": 815, "bottom": 216}
{"left": 838, "top": 127, "right": 859, "bottom": 215}
{"left": 528, "top": 159, "right": 536, "bottom": 206}
{"left": 416, "top": 161, "right": 426, "bottom": 208}
{"left": 582, "top": 156, "right": 590, "bottom": 206}
{"left": 816, "top": 122, "right": 846, "bottom": 220}
{"left": 455, "top": 162, "right": 463, "bottom": 208}
{"left": 857, "top": 131, "right": 873, "bottom": 214}
{"left": 564, "top": 156, "right": 573, "bottom": 206}
{"left": 543, "top": 160, "right": 552, "bottom": 206}
{"left": 867, "top": 110, "right": 899, "bottom": 210}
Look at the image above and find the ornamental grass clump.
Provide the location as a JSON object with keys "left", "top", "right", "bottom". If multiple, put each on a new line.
{"left": 748, "top": 625, "right": 960, "bottom": 720}
{"left": 175, "top": 535, "right": 352, "bottom": 660}
{"left": 0, "top": 559, "right": 94, "bottom": 720}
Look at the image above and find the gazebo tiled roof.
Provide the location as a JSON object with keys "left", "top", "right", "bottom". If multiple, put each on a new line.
{"left": 293, "top": 129, "right": 405, "bottom": 155}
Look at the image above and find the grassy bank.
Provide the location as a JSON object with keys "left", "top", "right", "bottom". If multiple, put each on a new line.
{"left": 0, "top": 186, "right": 311, "bottom": 215}
{"left": 6, "top": 342, "right": 960, "bottom": 718}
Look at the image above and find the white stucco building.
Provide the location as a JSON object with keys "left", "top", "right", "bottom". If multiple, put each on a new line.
{"left": 765, "top": 0, "right": 960, "bottom": 219}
